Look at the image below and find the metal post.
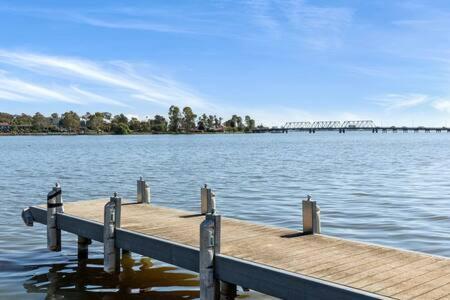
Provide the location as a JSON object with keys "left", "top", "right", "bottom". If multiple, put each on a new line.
{"left": 220, "top": 282, "right": 237, "bottom": 300}
{"left": 77, "top": 236, "right": 91, "bottom": 260}
{"left": 201, "top": 184, "right": 216, "bottom": 215}
{"left": 211, "top": 192, "right": 236, "bottom": 299}
{"left": 47, "top": 183, "right": 63, "bottom": 251}
{"left": 103, "top": 192, "right": 121, "bottom": 273}
{"left": 137, "top": 177, "right": 150, "bottom": 204}
{"left": 302, "top": 195, "right": 321, "bottom": 234}
{"left": 199, "top": 212, "right": 221, "bottom": 300}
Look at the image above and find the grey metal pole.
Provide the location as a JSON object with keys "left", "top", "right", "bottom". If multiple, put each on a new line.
{"left": 214, "top": 210, "right": 237, "bottom": 300}
{"left": 201, "top": 184, "right": 209, "bottom": 214}
{"left": 77, "top": 236, "right": 91, "bottom": 260}
{"left": 302, "top": 195, "right": 321, "bottom": 234}
{"left": 137, "top": 177, "right": 150, "bottom": 204}
{"left": 47, "top": 183, "right": 63, "bottom": 251}
{"left": 201, "top": 184, "right": 216, "bottom": 215}
{"left": 103, "top": 192, "right": 122, "bottom": 273}
{"left": 137, "top": 177, "right": 142, "bottom": 203}
{"left": 199, "top": 213, "right": 221, "bottom": 300}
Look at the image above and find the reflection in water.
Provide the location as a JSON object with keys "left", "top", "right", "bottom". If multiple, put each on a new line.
{"left": 24, "top": 253, "right": 199, "bottom": 299}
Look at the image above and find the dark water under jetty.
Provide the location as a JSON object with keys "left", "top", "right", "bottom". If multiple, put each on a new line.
{"left": 1, "top": 133, "right": 449, "bottom": 299}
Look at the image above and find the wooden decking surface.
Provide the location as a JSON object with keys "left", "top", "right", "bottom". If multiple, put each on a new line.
{"left": 60, "top": 199, "right": 450, "bottom": 300}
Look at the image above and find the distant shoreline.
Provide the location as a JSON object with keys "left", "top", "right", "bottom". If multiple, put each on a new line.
{"left": 0, "top": 131, "right": 258, "bottom": 137}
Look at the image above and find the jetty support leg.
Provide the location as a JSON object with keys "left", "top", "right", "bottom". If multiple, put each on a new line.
{"left": 137, "top": 177, "right": 150, "bottom": 204}
{"left": 215, "top": 211, "right": 237, "bottom": 300}
{"left": 103, "top": 192, "right": 121, "bottom": 273}
{"left": 47, "top": 183, "right": 63, "bottom": 251}
{"left": 220, "top": 281, "right": 237, "bottom": 300}
{"left": 77, "top": 236, "right": 91, "bottom": 260}
{"left": 200, "top": 212, "right": 221, "bottom": 300}
{"left": 302, "top": 195, "right": 321, "bottom": 234}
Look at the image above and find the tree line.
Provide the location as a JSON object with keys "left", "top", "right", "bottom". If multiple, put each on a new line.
{"left": 0, "top": 105, "right": 260, "bottom": 134}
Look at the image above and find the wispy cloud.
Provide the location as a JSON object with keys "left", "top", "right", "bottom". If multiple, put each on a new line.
{"left": 373, "top": 93, "right": 429, "bottom": 110}
{"left": 69, "top": 15, "right": 195, "bottom": 34}
{"left": 432, "top": 99, "right": 450, "bottom": 113}
{"left": 0, "top": 2, "right": 352, "bottom": 48}
{"left": 0, "top": 75, "right": 82, "bottom": 104}
{"left": 0, "top": 5, "right": 235, "bottom": 38}
{"left": 245, "top": 0, "right": 353, "bottom": 49}
{"left": 0, "top": 49, "right": 209, "bottom": 109}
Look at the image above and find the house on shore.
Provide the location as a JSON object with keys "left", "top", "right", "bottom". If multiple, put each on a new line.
{"left": 0, "top": 122, "right": 11, "bottom": 132}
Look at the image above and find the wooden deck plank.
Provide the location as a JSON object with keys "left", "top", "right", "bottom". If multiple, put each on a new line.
{"left": 386, "top": 267, "right": 450, "bottom": 298}
{"left": 361, "top": 258, "right": 447, "bottom": 292}
{"left": 309, "top": 247, "right": 396, "bottom": 278}
{"left": 58, "top": 199, "right": 450, "bottom": 300}
{"left": 415, "top": 283, "right": 450, "bottom": 300}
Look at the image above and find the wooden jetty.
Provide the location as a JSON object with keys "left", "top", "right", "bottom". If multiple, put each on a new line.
{"left": 22, "top": 179, "right": 450, "bottom": 300}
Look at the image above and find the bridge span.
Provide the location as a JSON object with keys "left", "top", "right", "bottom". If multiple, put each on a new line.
{"left": 253, "top": 120, "right": 450, "bottom": 133}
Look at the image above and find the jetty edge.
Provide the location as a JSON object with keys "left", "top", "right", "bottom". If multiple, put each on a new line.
{"left": 21, "top": 178, "right": 450, "bottom": 300}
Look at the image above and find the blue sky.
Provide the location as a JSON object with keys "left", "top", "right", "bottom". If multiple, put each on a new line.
{"left": 0, "top": 0, "right": 450, "bottom": 126}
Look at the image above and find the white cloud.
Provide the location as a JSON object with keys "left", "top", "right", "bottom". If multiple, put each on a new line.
{"left": 246, "top": 0, "right": 352, "bottom": 49}
{"left": 70, "top": 86, "right": 129, "bottom": 108}
{"left": 71, "top": 15, "right": 194, "bottom": 34}
{"left": 0, "top": 49, "right": 209, "bottom": 109}
{"left": 373, "top": 93, "right": 429, "bottom": 110}
{"left": 0, "top": 89, "right": 29, "bottom": 102}
{"left": 0, "top": 3, "right": 352, "bottom": 49}
{"left": 0, "top": 76, "right": 82, "bottom": 104}
{"left": 432, "top": 99, "right": 450, "bottom": 113}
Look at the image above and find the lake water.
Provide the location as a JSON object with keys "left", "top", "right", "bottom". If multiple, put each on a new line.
{"left": 1, "top": 133, "right": 450, "bottom": 299}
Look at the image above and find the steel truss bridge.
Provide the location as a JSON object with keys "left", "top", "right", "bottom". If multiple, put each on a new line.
{"left": 284, "top": 120, "right": 376, "bottom": 131}
{"left": 253, "top": 120, "right": 450, "bottom": 133}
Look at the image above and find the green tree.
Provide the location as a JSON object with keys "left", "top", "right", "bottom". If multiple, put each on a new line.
{"left": 88, "top": 112, "right": 104, "bottom": 131}
{"left": 113, "top": 114, "right": 128, "bottom": 124}
{"left": 0, "top": 112, "right": 13, "bottom": 124}
{"left": 214, "top": 116, "right": 222, "bottom": 128}
{"left": 140, "top": 121, "right": 151, "bottom": 132}
{"left": 129, "top": 117, "right": 141, "bottom": 132}
{"left": 224, "top": 115, "right": 246, "bottom": 132}
{"left": 110, "top": 114, "right": 129, "bottom": 134}
{"left": 61, "top": 111, "right": 80, "bottom": 132}
{"left": 182, "top": 106, "right": 197, "bottom": 132}
{"left": 207, "top": 115, "right": 215, "bottom": 129}
{"left": 32, "top": 112, "right": 49, "bottom": 131}
{"left": 112, "top": 123, "right": 130, "bottom": 134}
{"left": 197, "top": 113, "right": 208, "bottom": 131}
{"left": 236, "top": 116, "right": 244, "bottom": 131}
{"left": 13, "top": 113, "right": 33, "bottom": 125}
{"left": 151, "top": 115, "right": 167, "bottom": 132}
{"left": 245, "top": 115, "right": 256, "bottom": 131}
{"left": 168, "top": 105, "right": 181, "bottom": 132}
